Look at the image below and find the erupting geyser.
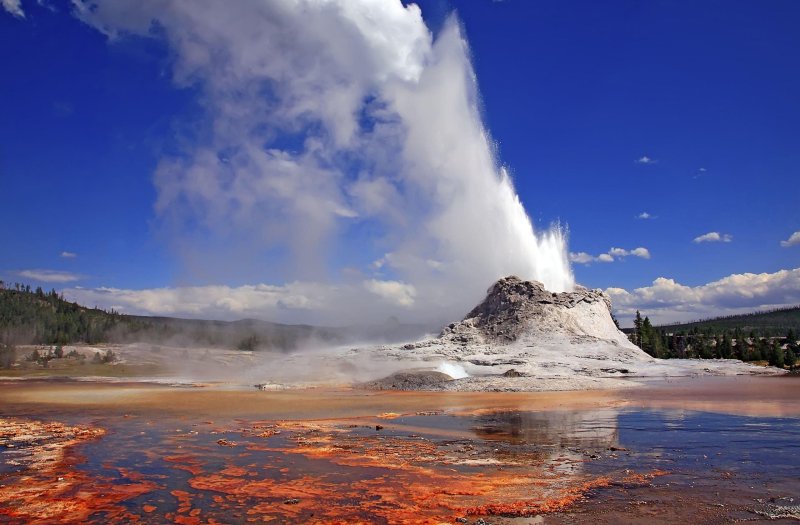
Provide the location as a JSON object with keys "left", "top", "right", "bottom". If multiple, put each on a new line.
{"left": 73, "top": 0, "right": 575, "bottom": 322}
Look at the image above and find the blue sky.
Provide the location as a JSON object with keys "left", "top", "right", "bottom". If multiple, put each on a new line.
{"left": 1, "top": 0, "right": 798, "bottom": 326}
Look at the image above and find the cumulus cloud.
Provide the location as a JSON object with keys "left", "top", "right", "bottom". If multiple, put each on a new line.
{"left": 636, "top": 212, "right": 654, "bottom": 219}
{"left": 693, "top": 232, "right": 732, "bottom": 243}
{"left": 66, "top": 0, "right": 573, "bottom": 325}
{"left": 635, "top": 155, "right": 657, "bottom": 165}
{"left": 18, "top": 269, "right": 82, "bottom": 283}
{"left": 780, "top": 231, "right": 800, "bottom": 248}
{"left": 363, "top": 279, "right": 416, "bottom": 307}
{"left": 60, "top": 251, "right": 78, "bottom": 259}
{"left": 66, "top": 283, "right": 317, "bottom": 320}
{"left": 606, "top": 268, "right": 800, "bottom": 326}
{"left": 64, "top": 279, "right": 424, "bottom": 325}
{"left": 570, "top": 246, "right": 650, "bottom": 265}
{"left": 1, "top": 0, "right": 24, "bottom": 18}
{"left": 569, "top": 252, "right": 594, "bottom": 264}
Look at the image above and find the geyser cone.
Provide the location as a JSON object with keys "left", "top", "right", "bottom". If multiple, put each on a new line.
{"left": 441, "top": 276, "right": 636, "bottom": 348}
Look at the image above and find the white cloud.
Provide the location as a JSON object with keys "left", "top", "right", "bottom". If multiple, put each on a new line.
{"left": 607, "top": 267, "right": 800, "bottom": 326}
{"left": 64, "top": 279, "right": 425, "bottom": 325}
{"left": 18, "top": 269, "right": 82, "bottom": 283}
{"left": 635, "top": 155, "right": 657, "bottom": 165}
{"left": 1, "top": 0, "right": 24, "bottom": 18}
{"left": 569, "top": 252, "right": 594, "bottom": 264}
{"left": 363, "top": 279, "right": 416, "bottom": 307}
{"left": 698, "top": 167, "right": 707, "bottom": 172}
{"left": 570, "top": 246, "right": 650, "bottom": 265}
{"left": 60, "top": 251, "right": 78, "bottom": 259}
{"left": 693, "top": 231, "right": 733, "bottom": 243}
{"left": 67, "top": 283, "right": 316, "bottom": 319}
{"left": 68, "top": 0, "right": 574, "bottom": 325}
{"left": 780, "top": 231, "right": 800, "bottom": 248}
{"left": 637, "top": 212, "right": 654, "bottom": 219}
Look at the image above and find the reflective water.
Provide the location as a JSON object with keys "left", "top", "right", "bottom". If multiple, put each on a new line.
{"left": 2, "top": 380, "right": 800, "bottom": 523}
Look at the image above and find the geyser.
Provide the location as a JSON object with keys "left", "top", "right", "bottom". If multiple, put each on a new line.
{"left": 72, "top": 0, "right": 574, "bottom": 324}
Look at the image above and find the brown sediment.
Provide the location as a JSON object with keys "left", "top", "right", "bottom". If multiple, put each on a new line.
{"left": 3, "top": 376, "right": 799, "bottom": 420}
{"left": 0, "top": 417, "right": 160, "bottom": 524}
{"left": 164, "top": 454, "right": 206, "bottom": 475}
{"left": 623, "top": 376, "right": 800, "bottom": 417}
{"left": 147, "top": 419, "right": 667, "bottom": 523}
{"left": 0, "top": 380, "right": 623, "bottom": 418}
{"left": 465, "top": 469, "right": 669, "bottom": 517}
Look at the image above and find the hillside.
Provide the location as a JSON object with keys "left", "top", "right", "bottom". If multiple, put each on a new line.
{"left": 0, "top": 285, "right": 431, "bottom": 350}
{"left": 0, "top": 286, "right": 137, "bottom": 345}
{"left": 656, "top": 306, "right": 800, "bottom": 335}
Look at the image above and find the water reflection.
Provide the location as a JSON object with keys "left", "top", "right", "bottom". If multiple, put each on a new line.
{"left": 3, "top": 400, "right": 800, "bottom": 524}
{"left": 472, "top": 409, "right": 620, "bottom": 448}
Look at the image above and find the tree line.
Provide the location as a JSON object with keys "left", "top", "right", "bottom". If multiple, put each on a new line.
{"left": 631, "top": 310, "right": 797, "bottom": 369}
{"left": 0, "top": 282, "right": 346, "bottom": 355}
{"left": 657, "top": 305, "right": 800, "bottom": 337}
{"left": 0, "top": 282, "right": 152, "bottom": 346}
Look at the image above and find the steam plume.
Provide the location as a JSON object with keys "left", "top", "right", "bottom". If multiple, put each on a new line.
{"left": 71, "top": 0, "right": 574, "bottom": 324}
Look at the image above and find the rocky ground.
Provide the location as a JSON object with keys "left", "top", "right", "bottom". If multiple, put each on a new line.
{"left": 348, "top": 277, "right": 780, "bottom": 391}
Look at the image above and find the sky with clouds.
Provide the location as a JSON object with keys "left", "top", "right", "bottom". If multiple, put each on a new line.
{"left": 1, "top": 0, "right": 798, "bottom": 327}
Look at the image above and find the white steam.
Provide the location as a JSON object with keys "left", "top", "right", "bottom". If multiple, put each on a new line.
{"left": 71, "top": 0, "right": 574, "bottom": 324}
{"left": 435, "top": 362, "right": 469, "bottom": 379}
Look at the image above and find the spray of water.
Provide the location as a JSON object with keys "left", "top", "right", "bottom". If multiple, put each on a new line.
{"left": 435, "top": 362, "right": 470, "bottom": 379}
{"left": 68, "top": 0, "right": 574, "bottom": 324}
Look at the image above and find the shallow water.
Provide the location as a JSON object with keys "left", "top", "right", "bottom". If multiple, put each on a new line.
{"left": 1, "top": 377, "right": 799, "bottom": 523}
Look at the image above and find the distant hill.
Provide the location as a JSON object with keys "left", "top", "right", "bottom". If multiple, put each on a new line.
{"left": 655, "top": 305, "right": 800, "bottom": 336}
{"left": 0, "top": 284, "right": 433, "bottom": 350}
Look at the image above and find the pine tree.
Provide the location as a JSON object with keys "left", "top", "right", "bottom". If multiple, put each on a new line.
{"left": 719, "top": 334, "right": 732, "bottom": 359}
{"left": 640, "top": 316, "right": 658, "bottom": 357}
{"left": 633, "top": 311, "right": 643, "bottom": 348}
{"left": 785, "top": 347, "right": 797, "bottom": 371}
{"left": 735, "top": 338, "right": 748, "bottom": 361}
{"left": 768, "top": 340, "right": 785, "bottom": 368}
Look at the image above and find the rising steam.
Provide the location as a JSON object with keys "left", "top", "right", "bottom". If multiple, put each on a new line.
{"left": 69, "top": 0, "right": 574, "bottom": 324}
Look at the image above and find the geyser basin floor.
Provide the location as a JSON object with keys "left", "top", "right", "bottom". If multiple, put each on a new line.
{"left": 1, "top": 376, "right": 799, "bottom": 524}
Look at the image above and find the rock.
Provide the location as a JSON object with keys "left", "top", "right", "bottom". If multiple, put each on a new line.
{"left": 359, "top": 371, "right": 454, "bottom": 391}
{"left": 502, "top": 369, "right": 524, "bottom": 377}
{"left": 283, "top": 498, "right": 300, "bottom": 505}
{"left": 439, "top": 276, "right": 624, "bottom": 345}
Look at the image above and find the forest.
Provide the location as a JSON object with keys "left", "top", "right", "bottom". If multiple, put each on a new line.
{"left": 629, "top": 310, "right": 798, "bottom": 369}
{"left": 0, "top": 282, "right": 152, "bottom": 345}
